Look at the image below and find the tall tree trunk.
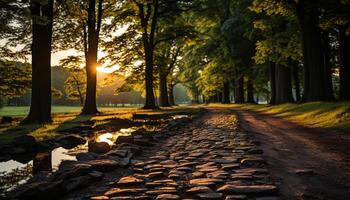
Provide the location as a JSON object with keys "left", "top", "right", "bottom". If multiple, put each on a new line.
{"left": 143, "top": 49, "right": 156, "bottom": 109}
{"left": 269, "top": 62, "right": 276, "bottom": 105}
{"left": 82, "top": 0, "right": 102, "bottom": 115}
{"left": 159, "top": 72, "right": 170, "bottom": 107}
{"left": 24, "top": 0, "right": 54, "bottom": 123}
{"left": 168, "top": 83, "right": 175, "bottom": 106}
{"left": 234, "top": 67, "right": 244, "bottom": 104}
{"left": 246, "top": 77, "right": 255, "bottom": 103}
{"left": 339, "top": 24, "right": 350, "bottom": 100}
{"left": 275, "top": 64, "right": 294, "bottom": 104}
{"left": 138, "top": 1, "right": 159, "bottom": 109}
{"left": 321, "top": 31, "right": 334, "bottom": 100}
{"left": 292, "top": 63, "right": 301, "bottom": 102}
{"left": 217, "top": 91, "right": 223, "bottom": 103}
{"left": 296, "top": 0, "right": 333, "bottom": 101}
{"left": 222, "top": 81, "right": 230, "bottom": 104}
{"left": 192, "top": 91, "right": 200, "bottom": 104}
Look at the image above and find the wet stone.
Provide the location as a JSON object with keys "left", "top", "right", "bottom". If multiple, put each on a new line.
{"left": 104, "top": 188, "right": 146, "bottom": 196}
{"left": 217, "top": 184, "right": 278, "bottom": 194}
{"left": 110, "top": 196, "right": 133, "bottom": 200}
{"left": 198, "top": 166, "right": 220, "bottom": 173}
{"left": 146, "top": 180, "right": 178, "bottom": 187}
{"left": 225, "top": 195, "right": 247, "bottom": 200}
{"left": 221, "top": 164, "right": 240, "bottom": 171}
{"left": 148, "top": 171, "right": 166, "bottom": 178}
{"left": 192, "top": 171, "right": 205, "bottom": 178}
{"left": 240, "top": 157, "right": 266, "bottom": 167}
{"left": 197, "top": 192, "right": 223, "bottom": 199}
{"left": 146, "top": 187, "right": 178, "bottom": 195}
{"left": 145, "top": 164, "right": 163, "bottom": 170}
{"left": 155, "top": 194, "right": 181, "bottom": 200}
{"left": 176, "top": 167, "right": 192, "bottom": 171}
{"left": 150, "top": 167, "right": 166, "bottom": 172}
{"left": 169, "top": 169, "right": 187, "bottom": 175}
{"left": 189, "top": 178, "right": 223, "bottom": 186}
{"left": 90, "top": 196, "right": 109, "bottom": 200}
{"left": 207, "top": 174, "right": 228, "bottom": 179}
{"left": 117, "top": 176, "right": 144, "bottom": 186}
{"left": 186, "top": 186, "right": 212, "bottom": 193}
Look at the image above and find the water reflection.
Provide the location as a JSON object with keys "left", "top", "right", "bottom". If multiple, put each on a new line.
{"left": 0, "top": 128, "right": 138, "bottom": 192}
{"left": 0, "top": 163, "right": 32, "bottom": 193}
{"left": 96, "top": 128, "right": 137, "bottom": 145}
{"left": 172, "top": 115, "right": 189, "bottom": 120}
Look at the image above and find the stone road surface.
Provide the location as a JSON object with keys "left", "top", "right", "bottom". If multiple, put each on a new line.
{"left": 83, "top": 109, "right": 279, "bottom": 200}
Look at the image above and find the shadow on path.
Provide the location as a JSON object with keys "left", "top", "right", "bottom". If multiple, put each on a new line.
{"left": 233, "top": 107, "right": 350, "bottom": 200}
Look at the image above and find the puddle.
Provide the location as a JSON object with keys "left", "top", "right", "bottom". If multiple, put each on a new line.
{"left": 0, "top": 115, "right": 189, "bottom": 193}
{"left": 95, "top": 128, "right": 136, "bottom": 145}
{"left": 172, "top": 115, "right": 189, "bottom": 120}
{"left": 0, "top": 127, "right": 138, "bottom": 193}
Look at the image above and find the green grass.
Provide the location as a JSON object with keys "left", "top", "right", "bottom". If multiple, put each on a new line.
{"left": 0, "top": 106, "right": 203, "bottom": 145}
{"left": 0, "top": 106, "right": 140, "bottom": 117}
{"left": 210, "top": 102, "right": 350, "bottom": 132}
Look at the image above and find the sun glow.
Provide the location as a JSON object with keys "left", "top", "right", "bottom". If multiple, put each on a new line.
{"left": 97, "top": 65, "right": 120, "bottom": 74}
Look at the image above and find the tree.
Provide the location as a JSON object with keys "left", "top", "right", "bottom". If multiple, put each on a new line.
{"left": 55, "top": 0, "right": 111, "bottom": 114}
{"left": 60, "top": 56, "right": 87, "bottom": 105}
{"left": 24, "top": 0, "right": 55, "bottom": 123}
{"left": 81, "top": 0, "right": 103, "bottom": 114}
{"left": 0, "top": 60, "right": 31, "bottom": 98}
{"left": 338, "top": 23, "right": 350, "bottom": 100}
{"left": 109, "top": 0, "right": 197, "bottom": 109}
{"left": 156, "top": 43, "right": 181, "bottom": 107}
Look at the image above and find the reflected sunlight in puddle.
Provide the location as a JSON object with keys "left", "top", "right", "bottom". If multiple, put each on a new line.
{"left": 96, "top": 128, "right": 137, "bottom": 145}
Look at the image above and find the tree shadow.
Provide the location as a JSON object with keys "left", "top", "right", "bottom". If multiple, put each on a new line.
{"left": 55, "top": 114, "right": 94, "bottom": 133}
{"left": 0, "top": 123, "right": 44, "bottom": 145}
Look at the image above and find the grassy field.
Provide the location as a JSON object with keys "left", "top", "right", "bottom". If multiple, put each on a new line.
{"left": 0, "top": 106, "right": 203, "bottom": 145}
{"left": 211, "top": 101, "right": 350, "bottom": 132}
{"left": 0, "top": 106, "right": 141, "bottom": 117}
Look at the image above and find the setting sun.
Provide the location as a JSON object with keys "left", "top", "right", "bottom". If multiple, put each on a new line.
{"left": 97, "top": 65, "right": 120, "bottom": 74}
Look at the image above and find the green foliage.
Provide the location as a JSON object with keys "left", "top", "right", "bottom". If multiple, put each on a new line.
{"left": 59, "top": 56, "right": 87, "bottom": 104}
{"left": 52, "top": 87, "right": 63, "bottom": 99}
{"left": 0, "top": 60, "right": 31, "bottom": 98}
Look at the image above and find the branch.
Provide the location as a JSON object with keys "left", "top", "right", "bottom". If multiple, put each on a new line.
{"left": 167, "top": 47, "right": 181, "bottom": 72}
{"left": 96, "top": 0, "right": 103, "bottom": 41}
{"left": 154, "top": 36, "right": 177, "bottom": 47}
{"left": 149, "top": 0, "right": 159, "bottom": 48}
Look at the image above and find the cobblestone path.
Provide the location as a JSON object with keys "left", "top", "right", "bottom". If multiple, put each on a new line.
{"left": 89, "top": 109, "right": 279, "bottom": 200}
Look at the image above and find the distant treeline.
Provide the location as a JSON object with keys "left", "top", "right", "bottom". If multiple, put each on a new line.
{"left": 2, "top": 66, "right": 190, "bottom": 107}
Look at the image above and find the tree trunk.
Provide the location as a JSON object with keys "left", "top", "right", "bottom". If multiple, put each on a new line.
{"left": 296, "top": 1, "right": 333, "bottom": 101}
{"left": 234, "top": 68, "right": 244, "bottom": 104}
{"left": 246, "top": 77, "right": 255, "bottom": 103}
{"left": 24, "top": 0, "right": 54, "bottom": 123}
{"left": 292, "top": 63, "right": 301, "bottom": 102}
{"left": 143, "top": 48, "right": 157, "bottom": 109}
{"left": 269, "top": 62, "right": 276, "bottom": 104}
{"left": 168, "top": 83, "right": 175, "bottom": 106}
{"left": 275, "top": 64, "right": 294, "bottom": 104}
{"left": 339, "top": 24, "right": 350, "bottom": 100}
{"left": 82, "top": 0, "right": 102, "bottom": 115}
{"left": 321, "top": 31, "right": 334, "bottom": 100}
{"left": 159, "top": 72, "right": 170, "bottom": 107}
{"left": 217, "top": 91, "right": 223, "bottom": 103}
{"left": 222, "top": 81, "right": 230, "bottom": 104}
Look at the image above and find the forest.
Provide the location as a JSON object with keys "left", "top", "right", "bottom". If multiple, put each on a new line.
{"left": 0, "top": 0, "right": 348, "bottom": 123}
{"left": 0, "top": 0, "right": 350, "bottom": 199}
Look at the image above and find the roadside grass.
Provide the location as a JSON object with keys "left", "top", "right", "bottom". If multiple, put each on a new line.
{"left": 210, "top": 101, "right": 350, "bottom": 132}
{"left": 0, "top": 106, "right": 203, "bottom": 145}
{"left": 0, "top": 106, "right": 140, "bottom": 117}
